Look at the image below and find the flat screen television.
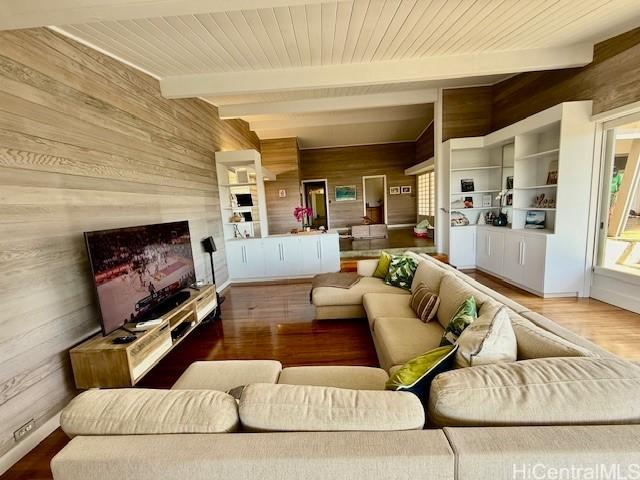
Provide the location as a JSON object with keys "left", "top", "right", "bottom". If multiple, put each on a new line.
{"left": 84, "top": 221, "right": 196, "bottom": 335}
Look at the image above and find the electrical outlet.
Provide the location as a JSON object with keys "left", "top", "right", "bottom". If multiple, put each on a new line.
{"left": 14, "top": 419, "right": 35, "bottom": 442}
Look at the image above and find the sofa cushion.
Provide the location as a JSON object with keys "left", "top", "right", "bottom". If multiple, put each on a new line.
{"left": 510, "top": 312, "right": 596, "bottom": 360}
{"left": 61, "top": 389, "right": 239, "bottom": 437}
{"left": 410, "top": 283, "right": 440, "bottom": 323}
{"left": 386, "top": 345, "right": 458, "bottom": 405}
{"left": 172, "top": 360, "right": 282, "bottom": 391}
{"left": 458, "top": 275, "right": 529, "bottom": 314}
{"left": 410, "top": 259, "right": 447, "bottom": 294}
{"left": 239, "top": 383, "right": 425, "bottom": 432}
{"left": 374, "top": 317, "right": 445, "bottom": 368}
{"left": 312, "top": 276, "right": 409, "bottom": 307}
{"left": 372, "top": 251, "right": 392, "bottom": 278}
{"left": 455, "top": 300, "right": 517, "bottom": 368}
{"left": 436, "top": 274, "right": 490, "bottom": 330}
{"left": 278, "top": 366, "right": 388, "bottom": 391}
{"left": 384, "top": 255, "right": 419, "bottom": 290}
{"left": 429, "top": 357, "right": 640, "bottom": 427}
{"left": 363, "top": 293, "right": 416, "bottom": 330}
{"left": 440, "top": 296, "right": 477, "bottom": 346}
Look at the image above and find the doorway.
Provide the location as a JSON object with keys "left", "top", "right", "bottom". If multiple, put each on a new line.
{"left": 302, "top": 179, "right": 329, "bottom": 229}
{"left": 362, "top": 175, "right": 387, "bottom": 224}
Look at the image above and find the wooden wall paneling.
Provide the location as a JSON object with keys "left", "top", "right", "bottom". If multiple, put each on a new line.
{"left": 260, "top": 138, "right": 302, "bottom": 234}
{"left": 415, "top": 120, "right": 435, "bottom": 163}
{"left": 492, "top": 27, "right": 640, "bottom": 129}
{"left": 0, "top": 27, "right": 258, "bottom": 460}
{"left": 300, "top": 143, "right": 417, "bottom": 228}
{"left": 442, "top": 86, "right": 493, "bottom": 141}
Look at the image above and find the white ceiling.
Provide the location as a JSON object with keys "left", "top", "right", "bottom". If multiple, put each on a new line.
{"left": 5, "top": 0, "right": 638, "bottom": 148}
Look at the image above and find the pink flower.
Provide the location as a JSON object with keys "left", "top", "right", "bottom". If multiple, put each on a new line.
{"left": 293, "top": 206, "right": 313, "bottom": 223}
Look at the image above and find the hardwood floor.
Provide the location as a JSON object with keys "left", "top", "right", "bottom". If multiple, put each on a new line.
{"left": 3, "top": 272, "right": 640, "bottom": 479}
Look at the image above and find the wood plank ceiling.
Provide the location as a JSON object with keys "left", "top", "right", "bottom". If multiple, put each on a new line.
{"left": 10, "top": 0, "right": 640, "bottom": 147}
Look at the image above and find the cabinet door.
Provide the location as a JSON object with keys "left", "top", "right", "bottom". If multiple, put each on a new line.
{"left": 299, "top": 237, "right": 322, "bottom": 275}
{"left": 502, "top": 233, "right": 523, "bottom": 284}
{"left": 262, "top": 238, "right": 287, "bottom": 277}
{"left": 279, "top": 236, "right": 302, "bottom": 276}
{"left": 450, "top": 227, "right": 476, "bottom": 268}
{"left": 225, "top": 241, "right": 247, "bottom": 279}
{"left": 242, "top": 240, "right": 265, "bottom": 278}
{"left": 476, "top": 230, "right": 490, "bottom": 270}
{"left": 319, "top": 235, "right": 340, "bottom": 273}
{"left": 487, "top": 230, "right": 505, "bottom": 276}
{"left": 520, "top": 235, "right": 546, "bottom": 293}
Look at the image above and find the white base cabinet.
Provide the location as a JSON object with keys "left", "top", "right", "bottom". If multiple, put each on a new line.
{"left": 226, "top": 233, "right": 340, "bottom": 281}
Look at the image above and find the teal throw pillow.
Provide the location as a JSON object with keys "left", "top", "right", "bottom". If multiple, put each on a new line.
{"left": 440, "top": 296, "right": 477, "bottom": 346}
{"left": 386, "top": 345, "right": 458, "bottom": 407}
{"left": 384, "top": 255, "right": 419, "bottom": 290}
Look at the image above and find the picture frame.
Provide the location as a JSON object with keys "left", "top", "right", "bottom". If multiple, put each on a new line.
{"left": 506, "top": 176, "right": 514, "bottom": 190}
{"left": 389, "top": 186, "right": 401, "bottom": 195}
{"left": 335, "top": 185, "right": 357, "bottom": 202}
{"left": 461, "top": 178, "right": 475, "bottom": 192}
{"left": 525, "top": 210, "right": 546, "bottom": 229}
{"left": 482, "top": 194, "right": 492, "bottom": 207}
{"left": 401, "top": 186, "right": 412, "bottom": 194}
{"left": 546, "top": 160, "right": 558, "bottom": 185}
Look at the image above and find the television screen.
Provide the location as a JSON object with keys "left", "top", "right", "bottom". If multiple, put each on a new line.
{"left": 85, "top": 221, "right": 196, "bottom": 335}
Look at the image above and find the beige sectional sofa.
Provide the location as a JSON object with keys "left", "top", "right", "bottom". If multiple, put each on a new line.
{"left": 52, "top": 254, "right": 640, "bottom": 479}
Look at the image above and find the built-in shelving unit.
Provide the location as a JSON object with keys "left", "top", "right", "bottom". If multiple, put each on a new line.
{"left": 439, "top": 101, "right": 596, "bottom": 297}
{"left": 215, "top": 149, "right": 275, "bottom": 240}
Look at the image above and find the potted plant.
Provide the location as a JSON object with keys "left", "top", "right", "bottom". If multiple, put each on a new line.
{"left": 293, "top": 206, "right": 314, "bottom": 231}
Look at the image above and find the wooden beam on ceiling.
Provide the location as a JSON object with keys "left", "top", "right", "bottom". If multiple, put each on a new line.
{"left": 161, "top": 43, "right": 594, "bottom": 99}
{"left": 218, "top": 90, "right": 438, "bottom": 119}
{"left": 0, "top": 0, "right": 337, "bottom": 30}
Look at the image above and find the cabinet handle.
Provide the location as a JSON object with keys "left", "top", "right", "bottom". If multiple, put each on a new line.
{"left": 518, "top": 242, "right": 523, "bottom": 265}
{"left": 521, "top": 242, "right": 526, "bottom": 266}
{"left": 241, "top": 246, "right": 246, "bottom": 263}
{"left": 317, "top": 240, "right": 322, "bottom": 259}
{"left": 487, "top": 234, "right": 491, "bottom": 257}
{"left": 281, "top": 243, "right": 285, "bottom": 261}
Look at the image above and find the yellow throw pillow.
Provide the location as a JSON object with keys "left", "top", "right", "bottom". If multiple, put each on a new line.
{"left": 373, "top": 251, "right": 392, "bottom": 278}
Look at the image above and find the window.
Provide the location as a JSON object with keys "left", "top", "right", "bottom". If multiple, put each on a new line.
{"left": 597, "top": 118, "right": 640, "bottom": 276}
{"left": 417, "top": 171, "right": 435, "bottom": 217}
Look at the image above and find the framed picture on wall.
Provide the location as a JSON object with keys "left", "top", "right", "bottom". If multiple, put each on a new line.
{"left": 389, "top": 186, "right": 401, "bottom": 195}
{"left": 335, "top": 185, "right": 357, "bottom": 202}
{"left": 401, "top": 186, "right": 412, "bottom": 194}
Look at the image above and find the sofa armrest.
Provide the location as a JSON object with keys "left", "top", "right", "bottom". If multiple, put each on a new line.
{"left": 357, "top": 259, "right": 379, "bottom": 277}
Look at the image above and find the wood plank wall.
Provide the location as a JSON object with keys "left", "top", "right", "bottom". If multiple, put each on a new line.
{"left": 415, "top": 121, "right": 435, "bottom": 163}
{"left": 442, "top": 86, "right": 493, "bottom": 141}
{"left": 300, "top": 143, "right": 417, "bottom": 228}
{"left": 0, "top": 27, "right": 258, "bottom": 458}
{"left": 260, "top": 138, "right": 302, "bottom": 234}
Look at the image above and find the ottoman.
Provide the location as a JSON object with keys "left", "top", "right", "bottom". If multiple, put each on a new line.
{"left": 171, "top": 360, "right": 283, "bottom": 391}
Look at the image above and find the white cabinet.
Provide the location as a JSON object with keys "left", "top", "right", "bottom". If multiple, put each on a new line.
{"left": 226, "top": 233, "right": 340, "bottom": 282}
{"left": 226, "top": 239, "right": 265, "bottom": 280}
{"left": 502, "top": 231, "right": 546, "bottom": 293}
{"left": 476, "top": 228, "right": 505, "bottom": 275}
{"left": 449, "top": 227, "right": 476, "bottom": 269}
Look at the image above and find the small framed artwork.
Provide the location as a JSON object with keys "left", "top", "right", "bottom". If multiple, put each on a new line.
{"left": 401, "top": 186, "right": 412, "bottom": 194}
{"left": 506, "top": 176, "right": 514, "bottom": 190}
{"left": 390, "top": 186, "right": 401, "bottom": 195}
{"left": 335, "top": 185, "right": 357, "bottom": 202}
{"left": 461, "top": 178, "right": 475, "bottom": 192}
{"left": 482, "top": 194, "right": 492, "bottom": 207}
{"left": 464, "top": 196, "right": 474, "bottom": 208}
{"left": 525, "top": 210, "right": 546, "bottom": 229}
{"left": 278, "top": 189, "right": 286, "bottom": 198}
{"left": 546, "top": 160, "right": 558, "bottom": 185}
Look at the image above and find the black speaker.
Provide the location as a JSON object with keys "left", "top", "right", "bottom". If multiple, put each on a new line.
{"left": 201, "top": 236, "right": 217, "bottom": 253}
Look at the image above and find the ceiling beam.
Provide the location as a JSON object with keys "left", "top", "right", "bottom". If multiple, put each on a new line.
{"left": 161, "top": 43, "right": 593, "bottom": 99}
{"left": 0, "top": 0, "right": 337, "bottom": 30}
{"left": 249, "top": 105, "right": 434, "bottom": 131}
{"left": 218, "top": 90, "right": 438, "bottom": 119}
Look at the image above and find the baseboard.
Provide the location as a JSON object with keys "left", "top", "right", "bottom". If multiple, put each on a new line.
{"left": 0, "top": 411, "right": 61, "bottom": 476}
{"left": 216, "top": 279, "right": 231, "bottom": 293}
{"left": 387, "top": 223, "right": 416, "bottom": 229}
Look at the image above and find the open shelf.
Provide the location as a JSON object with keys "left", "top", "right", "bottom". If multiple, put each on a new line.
{"left": 514, "top": 207, "right": 556, "bottom": 211}
{"left": 450, "top": 189, "right": 500, "bottom": 195}
{"left": 219, "top": 182, "right": 257, "bottom": 187}
{"left": 451, "top": 165, "right": 502, "bottom": 172}
{"left": 516, "top": 148, "right": 559, "bottom": 161}
{"left": 515, "top": 184, "right": 557, "bottom": 190}
{"left": 450, "top": 207, "right": 500, "bottom": 211}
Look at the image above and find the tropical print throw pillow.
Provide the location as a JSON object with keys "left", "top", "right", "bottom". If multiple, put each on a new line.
{"left": 384, "top": 255, "right": 419, "bottom": 290}
{"left": 440, "top": 296, "right": 477, "bottom": 346}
